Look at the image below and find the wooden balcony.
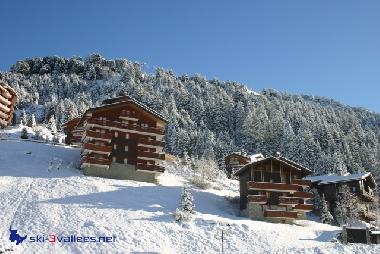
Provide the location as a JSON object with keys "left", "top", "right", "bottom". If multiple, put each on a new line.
{"left": 136, "top": 164, "right": 165, "bottom": 173}
{"left": 81, "top": 156, "right": 112, "bottom": 168}
{"left": 293, "top": 191, "right": 314, "bottom": 200}
{"left": 137, "top": 151, "right": 165, "bottom": 160}
{"left": 83, "top": 143, "right": 112, "bottom": 154}
{"left": 264, "top": 210, "right": 298, "bottom": 219}
{"left": 293, "top": 179, "right": 312, "bottom": 188}
{"left": 84, "top": 130, "right": 113, "bottom": 142}
{"left": 248, "top": 195, "right": 267, "bottom": 204}
{"left": 293, "top": 204, "right": 314, "bottom": 212}
{"left": 0, "top": 103, "right": 10, "bottom": 113}
{"left": 247, "top": 182, "right": 300, "bottom": 193}
{"left": 278, "top": 197, "right": 301, "bottom": 206}
{"left": 86, "top": 118, "right": 165, "bottom": 135}
{"left": 138, "top": 138, "right": 164, "bottom": 147}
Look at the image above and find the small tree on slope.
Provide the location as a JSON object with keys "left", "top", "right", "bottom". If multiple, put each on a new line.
{"left": 47, "top": 115, "right": 57, "bottom": 134}
{"left": 334, "top": 185, "right": 360, "bottom": 226}
{"left": 175, "top": 186, "right": 195, "bottom": 222}
{"left": 29, "top": 113, "right": 36, "bottom": 128}
{"left": 320, "top": 194, "right": 333, "bottom": 224}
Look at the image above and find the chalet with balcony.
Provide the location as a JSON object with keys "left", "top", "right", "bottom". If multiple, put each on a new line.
{"left": 234, "top": 155, "right": 314, "bottom": 223}
{"left": 306, "top": 172, "right": 377, "bottom": 221}
{"left": 0, "top": 82, "right": 17, "bottom": 128}
{"left": 225, "top": 152, "right": 264, "bottom": 177}
{"left": 68, "top": 95, "right": 168, "bottom": 183}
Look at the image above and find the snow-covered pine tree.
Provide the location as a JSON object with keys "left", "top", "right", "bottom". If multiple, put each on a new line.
{"left": 47, "top": 115, "right": 57, "bottom": 134}
{"left": 334, "top": 185, "right": 360, "bottom": 226}
{"left": 320, "top": 194, "right": 333, "bottom": 224}
{"left": 20, "top": 127, "right": 28, "bottom": 139}
{"left": 20, "top": 109, "right": 28, "bottom": 125}
{"left": 175, "top": 186, "right": 195, "bottom": 222}
{"left": 29, "top": 113, "right": 36, "bottom": 128}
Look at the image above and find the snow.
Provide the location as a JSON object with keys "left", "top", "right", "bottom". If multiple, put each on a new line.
{"left": 306, "top": 173, "right": 372, "bottom": 185}
{"left": 0, "top": 137, "right": 380, "bottom": 253}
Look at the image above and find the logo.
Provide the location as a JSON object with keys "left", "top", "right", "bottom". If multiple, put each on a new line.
{"left": 9, "top": 226, "right": 27, "bottom": 245}
{"left": 8, "top": 225, "right": 116, "bottom": 245}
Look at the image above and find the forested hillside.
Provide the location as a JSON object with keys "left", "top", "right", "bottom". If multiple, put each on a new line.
{"left": 1, "top": 54, "right": 379, "bottom": 177}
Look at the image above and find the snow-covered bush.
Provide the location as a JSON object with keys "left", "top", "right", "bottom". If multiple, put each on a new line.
{"left": 20, "top": 127, "right": 28, "bottom": 139}
{"left": 175, "top": 186, "right": 195, "bottom": 222}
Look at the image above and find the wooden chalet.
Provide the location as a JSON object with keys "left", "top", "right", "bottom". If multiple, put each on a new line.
{"left": 62, "top": 118, "right": 81, "bottom": 145}
{"left": 0, "top": 82, "right": 17, "bottom": 128}
{"left": 235, "top": 155, "right": 314, "bottom": 223}
{"left": 225, "top": 152, "right": 264, "bottom": 177}
{"left": 306, "top": 172, "right": 377, "bottom": 221}
{"left": 67, "top": 95, "right": 168, "bottom": 183}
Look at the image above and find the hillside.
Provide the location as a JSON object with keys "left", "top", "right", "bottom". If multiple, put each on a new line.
{"left": 1, "top": 54, "right": 380, "bottom": 177}
{"left": 1, "top": 137, "right": 380, "bottom": 253}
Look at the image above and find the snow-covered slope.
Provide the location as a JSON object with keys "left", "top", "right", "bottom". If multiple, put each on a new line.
{"left": 0, "top": 140, "right": 379, "bottom": 253}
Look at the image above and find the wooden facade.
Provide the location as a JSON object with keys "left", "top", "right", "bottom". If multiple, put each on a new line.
{"left": 0, "top": 82, "right": 17, "bottom": 128}
{"left": 235, "top": 156, "right": 314, "bottom": 222}
{"left": 65, "top": 96, "right": 168, "bottom": 178}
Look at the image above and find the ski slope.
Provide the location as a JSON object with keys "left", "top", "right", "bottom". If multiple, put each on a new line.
{"left": 0, "top": 139, "right": 379, "bottom": 253}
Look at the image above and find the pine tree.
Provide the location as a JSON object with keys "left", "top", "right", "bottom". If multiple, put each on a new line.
{"left": 20, "top": 127, "right": 28, "bottom": 139}
{"left": 20, "top": 109, "right": 28, "bottom": 125}
{"left": 48, "top": 115, "right": 57, "bottom": 134}
{"left": 29, "top": 113, "right": 36, "bottom": 128}
{"left": 320, "top": 194, "right": 333, "bottom": 224}
{"left": 334, "top": 185, "right": 360, "bottom": 226}
{"left": 175, "top": 186, "right": 195, "bottom": 222}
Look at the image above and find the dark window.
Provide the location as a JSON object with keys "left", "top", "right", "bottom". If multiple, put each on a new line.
{"left": 264, "top": 172, "right": 271, "bottom": 182}
{"left": 268, "top": 192, "right": 281, "bottom": 205}
{"left": 253, "top": 171, "right": 262, "bottom": 182}
{"left": 272, "top": 172, "right": 281, "bottom": 183}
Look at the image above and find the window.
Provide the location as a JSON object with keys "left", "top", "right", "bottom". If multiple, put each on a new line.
{"left": 125, "top": 133, "right": 130, "bottom": 139}
{"left": 352, "top": 186, "right": 356, "bottom": 192}
{"left": 125, "top": 146, "right": 128, "bottom": 152}
{"left": 101, "top": 129, "right": 105, "bottom": 134}
{"left": 115, "top": 132, "right": 118, "bottom": 138}
{"left": 124, "top": 158, "right": 128, "bottom": 164}
{"left": 112, "top": 157, "right": 116, "bottom": 162}
{"left": 113, "top": 144, "right": 117, "bottom": 150}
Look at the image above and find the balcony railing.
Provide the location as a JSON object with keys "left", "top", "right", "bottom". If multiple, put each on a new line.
{"left": 0, "top": 95, "right": 11, "bottom": 106}
{"left": 137, "top": 151, "right": 165, "bottom": 160}
{"left": 81, "top": 156, "right": 112, "bottom": 167}
{"left": 293, "top": 179, "right": 312, "bottom": 187}
{"left": 138, "top": 138, "right": 164, "bottom": 147}
{"left": 136, "top": 164, "right": 165, "bottom": 173}
{"left": 264, "top": 210, "right": 298, "bottom": 219}
{"left": 83, "top": 143, "right": 112, "bottom": 153}
{"left": 248, "top": 195, "right": 267, "bottom": 204}
{"left": 278, "top": 197, "right": 301, "bottom": 205}
{"left": 84, "top": 130, "right": 113, "bottom": 141}
{"left": 247, "top": 182, "right": 300, "bottom": 193}
{"left": 294, "top": 204, "right": 314, "bottom": 212}
{"left": 86, "top": 118, "right": 165, "bottom": 135}
{"left": 293, "top": 192, "right": 314, "bottom": 199}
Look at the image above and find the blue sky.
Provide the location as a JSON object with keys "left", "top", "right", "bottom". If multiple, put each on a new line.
{"left": 1, "top": 0, "right": 379, "bottom": 112}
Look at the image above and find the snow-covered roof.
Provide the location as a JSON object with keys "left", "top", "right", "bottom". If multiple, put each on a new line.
{"left": 250, "top": 153, "right": 264, "bottom": 162}
{"left": 305, "top": 172, "right": 375, "bottom": 186}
